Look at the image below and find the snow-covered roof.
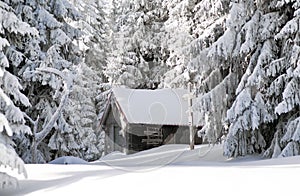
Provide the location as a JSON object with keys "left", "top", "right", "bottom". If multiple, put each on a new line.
{"left": 111, "top": 87, "right": 198, "bottom": 126}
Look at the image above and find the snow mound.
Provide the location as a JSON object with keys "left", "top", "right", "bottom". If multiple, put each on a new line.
{"left": 49, "top": 156, "right": 88, "bottom": 165}
{"left": 99, "top": 151, "right": 127, "bottom": 161}
{"left": 3, "top": 144, "right": 300, "bottom": 196}
{"left": 97, "top": 144, "right": 227, "bottom": 167}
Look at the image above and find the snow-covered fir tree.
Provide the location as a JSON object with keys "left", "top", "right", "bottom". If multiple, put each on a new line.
{"left": 160, "top": 0, "right": 196, "bottom": 88}
{"left": 161, "top": 0, "right": 230, "bottom": 89}
{"left": 70, "top": 0, "right": 110, "bottom": 80}
{"left": 263, "top": 0, "right": 300, "bottom": 158}
{"left": 0, "top": 0, "right": 37, "bottom": 188}
{"left": 208, "top": 0, "right": 300, "bottom": 157}
{"left": 12, "top": 0, "right": 84, "bottom": 163}
{"left": 162, "top": 0, "right": 231, "bottom": 143}
{"left": 105, "top": 0, "right": 169, "bottom": 89}
{"left": 0, "top": 0, "right": 110, "bottom": 164}
{"left": 63, "top": 63, "right": 103, "bottom": 161}
{"left": 66, "top": 0, "right": 111, "bottom": 160}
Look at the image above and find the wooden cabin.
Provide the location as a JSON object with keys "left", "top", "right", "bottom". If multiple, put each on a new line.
{"left": 100, "top": 87, "right": 201, "bottom": 154}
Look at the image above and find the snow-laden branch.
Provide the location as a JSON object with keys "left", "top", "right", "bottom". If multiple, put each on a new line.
{"left": 36, "top": 67, "right": 66, "bottom": 80}
{"left": 35, "top": 85, "right": 69, "bottom": 144}
{"left": 34, "top": 68, "right": 71, "bottom": 144}
{"left": 35, "top": 67, "right": 72, "bottom": 87}
{"left": 28, "top": 67, "right": 72, "bottom": 163}
{"left": 22, "top": 112, "right": 35, "bottom": 125}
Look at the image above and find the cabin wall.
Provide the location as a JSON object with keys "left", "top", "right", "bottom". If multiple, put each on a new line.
{"left": 127, "top": 124, "right": 162, "bottom": 153}
{"left": 174, "top": 126, "right": 190, "bottom": 144}
{"left": 126, "top": 124, "right": 201, "bottom": 153}
{"left": 103, "top": 108, "right": 201, "bottom": 155}
{"left": 174, "top": 126, "right": 202, "bottom": 145}
{"left": 162, "top": 125, "right": 178, "bottom": 144}
{"left": 104, "top": 109, "right": 125, "bottom": 154}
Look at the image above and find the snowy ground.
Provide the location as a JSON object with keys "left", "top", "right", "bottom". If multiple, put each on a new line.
{"left": 1, "top": 144, "right": 300, "bottom": 196}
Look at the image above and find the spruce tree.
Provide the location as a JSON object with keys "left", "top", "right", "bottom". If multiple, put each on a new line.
{"left": 105, "top": 0, "right": 169, "bottom": 89}
{"left": 0, "top": 0, "right": 37, "bottom": 188}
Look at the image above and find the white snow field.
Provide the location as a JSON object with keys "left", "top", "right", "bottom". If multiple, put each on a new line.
{"left": 1, "top": 144, "right": 300, "bottom": 196}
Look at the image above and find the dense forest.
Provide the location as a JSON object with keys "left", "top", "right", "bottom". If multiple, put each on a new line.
{"left": 1, "top": 0, "right": 300, "bottom": 187}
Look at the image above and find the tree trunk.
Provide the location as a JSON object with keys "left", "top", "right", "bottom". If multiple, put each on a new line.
{"left": 31, "top": 116, "right": 39, "bottom": 163}
{"left": 29, "top": 68, "right": 72, "bottom": 163}
{"left": 35, "top": 87, "right": 70, "bottom": 146}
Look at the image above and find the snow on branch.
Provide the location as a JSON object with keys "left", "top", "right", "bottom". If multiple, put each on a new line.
{"left": 1, "top": 10, "right": 38, "bottom": 36}
{"left": 265, "top": 57, "right": 286, "bottom": 77}
{"left": 279, "top": 141, "right": 299, "bottom": 157}
{"left": 50, "top": 29, "right": 71, "bottom": 45}
{"left": 240, "top": 11, "right": 260, "bottom": 55}
{"left": 0, "top": 113, "right": 12, "bottom": 136}
{"left": 36, "top": 67, "right": 68, "bottom": 82}
{"left": 276, "top": 0, "right": 298, "bottom": 9}
{"left": 275, "top": 78, "right": 300, "bottom": 114}
{"left": 0, "top": 141, "right": 27, "bottom": 178}
{"left": 35, "top": 6, "right": 62, "bottom": 29}
{"left": 0, "top": 52, "right": 9, "bottom": 68}
{"left": 33, "top": 67, "right": 71, "bottom": 145}
{"left": 0, "top": 37, "right": 9, "bottom": 51}
{"left": 208, "top": 29, "right": 237, "bottom": 60}
{"left": 195, "top": 72, "right": 237, "bottom": 143}
{"left": 275, "top": 17, "right": 299, "bottom": 40}
{"left": 3, "top": 71, "right": 31, "bottom": 107}
{"left": 266, "top": 74, "right": 286, "bottom": 97}
{"left": 0, "top": 173, "right": 18, "bottom": 189}
{"left": 281, "top": 117, "right": 300, "bottom": 144}
{"left": 0, "top": 88, "right": 11, "bottom": 106}
{"left": 290, "top": 44, "right": 300, "bottom": 68}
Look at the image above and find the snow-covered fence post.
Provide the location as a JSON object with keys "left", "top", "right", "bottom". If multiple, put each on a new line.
{"left": 183, "top": 82, "right": 196, "bottom": 150}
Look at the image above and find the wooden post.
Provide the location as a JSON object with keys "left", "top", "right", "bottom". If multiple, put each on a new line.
{"left": 188, "top": 82, "right": 195, "bottom": 150}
